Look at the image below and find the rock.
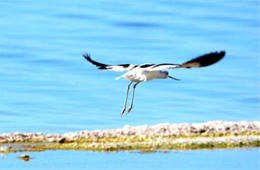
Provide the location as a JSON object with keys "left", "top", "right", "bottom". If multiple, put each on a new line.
{"left": 18, "top": 154, "right": 30, "bottom": 161}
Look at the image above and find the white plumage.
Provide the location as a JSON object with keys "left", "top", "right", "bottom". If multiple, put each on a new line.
{"left": 117, "top": 70, "right": 170, "bottom": 82}
{"left": 83, "top": 51, "right": 225, "bottom": 116}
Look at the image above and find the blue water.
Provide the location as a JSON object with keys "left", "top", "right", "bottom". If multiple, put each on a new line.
{"left": 0, "top": 0, "right": 259, "bottom": 169}
{"left": 1, "top": 149, "right": 260, "bottom": 169}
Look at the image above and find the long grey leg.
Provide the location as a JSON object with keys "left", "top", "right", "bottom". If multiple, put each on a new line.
{"left": 126, "top": 82, "right": 139, "bottom": 114}
{"left": 120, "top": 82, "right": 133, "bottom": 116}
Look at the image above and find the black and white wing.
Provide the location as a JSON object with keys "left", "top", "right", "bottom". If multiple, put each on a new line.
{"left": 178, "top": 51, "right": 225, "bottom": 68}
{"left": 83, "top": 53, "right": 135, "bottom": 72}
{"left": 148, "top": 51, "right": 225, "bottom": 71}
{"left": 84, "top": 51, "right": 225, "bottom": 71}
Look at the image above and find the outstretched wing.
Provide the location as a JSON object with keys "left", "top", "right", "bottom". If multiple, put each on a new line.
{"left": 83, "top": 53, "right": 134, "bottom": 72}
{"left": 149, "top": 51, "right": 225, "bottom": 71}
{"left": 178, "top": 51, "right": 225, "bottom": 68}
{"left": 84, "top": 51, "right": 225, "bottom": 71}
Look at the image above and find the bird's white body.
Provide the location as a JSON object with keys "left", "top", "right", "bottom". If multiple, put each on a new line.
{"left": 83, "top": 51, "right": 225, "bottom": 116}
{"left": 119, "top": 69, "right": 169, "bottom": 82}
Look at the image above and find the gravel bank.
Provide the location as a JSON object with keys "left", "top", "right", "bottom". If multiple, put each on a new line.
{"left": 0, "top": 121, "right": 259, "bottom": 153}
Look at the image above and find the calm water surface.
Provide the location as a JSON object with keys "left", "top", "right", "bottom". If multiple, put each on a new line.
{"left": 0, "top": 0, "right": 259, "bottom": 169}
{"left": 1, "top": 149, "right": 260, "bottom": 169}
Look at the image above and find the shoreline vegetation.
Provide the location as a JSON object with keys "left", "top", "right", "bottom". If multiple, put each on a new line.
{"left": 0, "top": 121, "right": 259, "bottom": 153}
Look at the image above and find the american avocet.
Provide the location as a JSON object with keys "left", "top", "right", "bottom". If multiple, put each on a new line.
{"left": 83, "top": 51, "right": 225, "bottom": 116}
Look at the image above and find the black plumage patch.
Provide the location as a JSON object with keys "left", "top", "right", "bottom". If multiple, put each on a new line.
{"left": 139, "top": 64, "right": 154, "bottom": 68}
{"left": 152, "top": 63, "right": 178, "bottom": 68}
{"left": 118, "top": 64, "right": 130, "bottom": 68}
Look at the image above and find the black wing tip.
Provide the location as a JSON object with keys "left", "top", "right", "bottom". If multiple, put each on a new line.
{"left": 82, "top": 53, "right": 99, "bottom": 65}
{"left": 220, "top": 51, "right": 226, "bottom": 58}
{"left": 82, "top": 53, "right": 91, "bottom": 61}
{"left": 208, "top": 50, "right": 225, "bottom": 57}
{"left": 199, "top": 50, "right": 226, "bottom": 67}
{"left": 215, "top": 50, "right": 225, "bottom": 57}
{"left": 213, "top": 50, "right": 226, "bottom": 62}
{"left": 82, "top": 52, "right": 109, "bottom": 70}
{"left": 179, "top": 50, "right": 226, "bottom": 68}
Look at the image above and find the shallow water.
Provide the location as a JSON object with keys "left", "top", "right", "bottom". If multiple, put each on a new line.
{"left": 0, "top": 0, "right": 259, "bottom": 169}
{"left": 1, "top": 149, "right": 260, "bottom": 169}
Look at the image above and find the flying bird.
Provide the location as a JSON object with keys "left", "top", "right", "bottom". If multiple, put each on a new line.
{"left": 83, "top": 51, "right": 225, "bottom": 116}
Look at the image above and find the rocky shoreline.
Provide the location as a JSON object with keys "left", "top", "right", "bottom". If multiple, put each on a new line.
{"left": 0, "top": 121, "right": 259, "bottom": 153}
